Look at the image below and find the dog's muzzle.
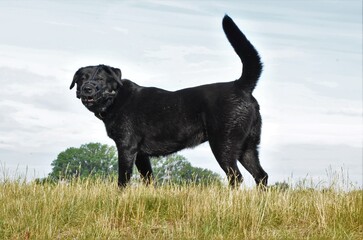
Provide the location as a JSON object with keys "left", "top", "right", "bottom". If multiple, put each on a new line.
{"left": 78, "top": 80, "right": 103, "bottom": 106}
{"left": 78, "top": 80, "right": 117, "bottom": 109}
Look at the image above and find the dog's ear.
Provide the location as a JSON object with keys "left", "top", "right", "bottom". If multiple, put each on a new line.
{"left": 70, "top": 68, "right": 83, "bottom": 90}
{"left": 109, "top": 67, "right": 123, "bottom": 86}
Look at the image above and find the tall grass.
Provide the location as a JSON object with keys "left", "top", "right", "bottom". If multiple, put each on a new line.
{"left": 0, "top": 178, "right": 362, "bottom": 239}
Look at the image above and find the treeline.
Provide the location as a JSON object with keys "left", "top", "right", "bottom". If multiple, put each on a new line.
{"left": 37, "top": 143, "right": 222, "bottom": 185}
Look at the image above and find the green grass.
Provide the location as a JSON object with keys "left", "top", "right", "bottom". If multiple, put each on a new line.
{"left": 0, "top": 179, "right": 362, "bottom": 239}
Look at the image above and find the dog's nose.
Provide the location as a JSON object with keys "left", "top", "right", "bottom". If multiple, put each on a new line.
{"left": 83, "top": 86, "right": 93, "bottom": 94}
{"left": 81, "top": 81, "right": 99, "bottom": 97}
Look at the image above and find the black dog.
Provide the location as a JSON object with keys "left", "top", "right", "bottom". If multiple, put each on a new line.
{"left": 70, "top": 15, "right": 268, "bottom": 188}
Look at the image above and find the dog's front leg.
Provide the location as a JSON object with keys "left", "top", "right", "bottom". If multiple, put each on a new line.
{"left": 116, "top": 146, "right": 137, "bottom": 188}
{"left": 135, "top": 154, "right": 153, "bottom": 185}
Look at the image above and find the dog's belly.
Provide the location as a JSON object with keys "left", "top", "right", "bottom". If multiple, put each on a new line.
{"left": 139, "top": 122, "right": 207, "bottom": 156}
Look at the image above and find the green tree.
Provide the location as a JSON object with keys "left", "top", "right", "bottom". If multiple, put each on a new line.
{"left": 48, "top": 143, "right": 117, "bottom": 180}
{"left": 151, "top": 154, "right": 222, "bottom": 185}
{"left": 271, "top": 181, "right": 290, "bottom": 191}
{"left": 45, "top": 143, "right": 220, "bottom": 185}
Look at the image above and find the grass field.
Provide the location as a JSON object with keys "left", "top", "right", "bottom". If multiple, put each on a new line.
{"left": 0, "top": 178, "right": 362, "bottom": 239}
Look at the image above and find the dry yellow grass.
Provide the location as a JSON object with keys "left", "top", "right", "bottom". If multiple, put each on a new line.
{"left": 0, "top": 178, "right": 362, "bottom": 239}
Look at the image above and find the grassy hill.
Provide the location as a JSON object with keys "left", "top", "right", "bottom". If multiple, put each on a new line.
{"left": 0, "top": 179, "right": 362, "bottom": 239}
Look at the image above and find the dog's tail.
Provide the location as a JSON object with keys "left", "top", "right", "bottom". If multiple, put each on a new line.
{"left": 222, "top": 15, "right": 262, "bottom": 93}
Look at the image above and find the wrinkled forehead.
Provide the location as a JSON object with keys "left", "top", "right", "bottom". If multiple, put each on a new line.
{"left": 80, "top": 66, "right": 106, "bottom": 78}
{"left": 76, "top": 66, "right": 111, "bottom": 85}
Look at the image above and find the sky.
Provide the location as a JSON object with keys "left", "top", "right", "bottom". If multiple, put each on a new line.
{"left": 0, "top": 0, "right": 361, "bottom": 188}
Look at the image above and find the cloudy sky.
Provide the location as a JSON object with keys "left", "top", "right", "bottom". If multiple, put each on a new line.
{"left": 0, "top": 1, "right": 361, "bottom": 187}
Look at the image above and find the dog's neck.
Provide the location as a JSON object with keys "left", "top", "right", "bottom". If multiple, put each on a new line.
{"left": 94, "top": 79, "right": 136, "bottom": 121}
{"left": 95, "top": 112, "right": 106, "bottom": 120}
{"left": 93, "top": 97, "right": 115, "bottom": 120}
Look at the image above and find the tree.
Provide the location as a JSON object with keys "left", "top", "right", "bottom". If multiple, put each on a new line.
{"left": 45, "top": 143, "right": 221, "bottom": 186}
{"left": 270, "top": 181, "right": 290, "bottom": 191}
{"left": 151, "top": 154, "right": 222, "bottom": 185}
{"left": 48, "top": 143, "right": 117, "bottom": 180}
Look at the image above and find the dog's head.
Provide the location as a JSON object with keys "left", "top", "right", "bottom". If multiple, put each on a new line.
{"left": 70, "top": 64, "right": 123, "bottom": 114}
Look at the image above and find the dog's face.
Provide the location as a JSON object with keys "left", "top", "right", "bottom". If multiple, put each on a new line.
{"left": 70, "top": 65, "right": 123, "bottom": 113}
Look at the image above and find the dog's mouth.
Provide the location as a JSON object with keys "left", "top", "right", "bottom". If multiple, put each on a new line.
{"left": 79, "top": 81, "right": 118, "bottom": 112}
{"left": 79, "top": 80, "right": 103, "bottom": 107}
{"left": 82, "top": 96, "right": 96, "bottom": 107}
{"left": 80, "top": 90, "right": 117, "bottom": 112}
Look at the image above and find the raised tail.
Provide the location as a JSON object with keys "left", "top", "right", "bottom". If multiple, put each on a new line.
{"left": 222, "top": 15, "right": 263, "bottom": 93}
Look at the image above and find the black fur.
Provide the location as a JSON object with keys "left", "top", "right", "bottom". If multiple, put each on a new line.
{"left": 70, "top": 15, "right": 268, "bottom": 188}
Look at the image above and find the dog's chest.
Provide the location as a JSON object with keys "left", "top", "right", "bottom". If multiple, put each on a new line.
{"left": 103, "top": 117, "right": 133, "bottom": 141}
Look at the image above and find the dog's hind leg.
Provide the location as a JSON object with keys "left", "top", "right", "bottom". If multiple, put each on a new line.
{"left": 234, "top": 110, "right": 268, "bottom": 188}
{"left": 238, "top": 138, "right": 268, "bottom": 187}
{"left": 209, "top": 138, "right": 243, "bottom": 188}
{"left": 135, "top": 154, "right": 153, "bottom": 185}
